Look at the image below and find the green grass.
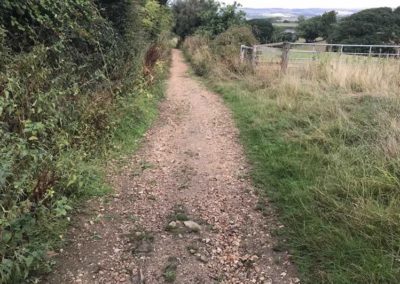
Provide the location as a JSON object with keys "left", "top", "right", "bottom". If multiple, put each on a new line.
{"left": 206, "top": 78, "right": 400, "bottom": 283}
{"left": 273, "top": 22, "right": 299, "bottom": 28}
{"left": 163, "top": 256, "right": 178, "bottom": 282}
{"left": 258, "top": 48, "right": 397, "bottom": 63}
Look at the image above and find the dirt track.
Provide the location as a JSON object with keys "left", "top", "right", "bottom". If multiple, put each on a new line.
{"left": 43, "top": 49, "right": 298, "bottom": 284}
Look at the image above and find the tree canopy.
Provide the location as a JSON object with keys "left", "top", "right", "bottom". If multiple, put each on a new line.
{"left": 172, "top": 0, "right": 245, "bottom": 39}
{"left": 247, "top": 19, "right": 274, "bottom": 44}
{"left": 330, "top": 7, "right": 400, "bottom": 45}
{"left": 297, "top": 11, "right": 337, "bottom": 42}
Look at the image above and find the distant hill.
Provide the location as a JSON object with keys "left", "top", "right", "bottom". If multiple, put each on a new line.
{"left": 241, "top": 8, "right": 359, "bottom": 20}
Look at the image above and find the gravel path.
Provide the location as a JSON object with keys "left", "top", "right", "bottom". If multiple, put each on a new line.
{"left": 43, "top": 49, "right": 298, "bottom": 284}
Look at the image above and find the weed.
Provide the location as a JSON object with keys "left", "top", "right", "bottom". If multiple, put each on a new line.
{"left": 168, "top": 205, "right": 190, "bottom": 222}
{"left": 163, "top": 257, "right": 178, "bottom": 282}
{"left": 91, "top": 233, "right": 103, "bottom": 241}
{"left": 126, "top": 230, "right": 155, "bottom": 254}
{"left": 186, "top": 244, "right": 199, "bottom": 253}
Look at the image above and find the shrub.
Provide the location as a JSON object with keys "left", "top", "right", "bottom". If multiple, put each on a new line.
{"left": 212, "top": 26, "right": 257, "bottom": 72}
{"left": 183, "top": 26, "right": 257, "bottom": 76}
{"left": 0, "top": 0, "right": 172, "bottom": 282}
{"left": 182, "top": 35, "right": 214, "bottom": 76}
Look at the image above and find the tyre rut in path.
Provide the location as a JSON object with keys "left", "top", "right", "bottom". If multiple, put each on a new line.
{"left": 43, "top": 49, "right": 298, "bottom": 284}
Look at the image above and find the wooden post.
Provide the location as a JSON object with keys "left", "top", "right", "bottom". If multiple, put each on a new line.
{"left": 281, "top": 42, "right": 290, "bottom": 73}
{"left": 252, "top": 46, "right": 257, "bottom": 68}
{"left": 312, "top": 44, "right": 317, "bottom": 61}
{"left": 240, "top": 45, "right": 245, "bottom": 63}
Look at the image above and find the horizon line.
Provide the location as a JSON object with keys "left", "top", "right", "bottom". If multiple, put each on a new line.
{"left": 239, "top": 6, "right": 396, "bottom": 10}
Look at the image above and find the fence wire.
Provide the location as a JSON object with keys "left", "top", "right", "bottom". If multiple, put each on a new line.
{"left": 241, "top": 42, "right": 400, "bottom": 72}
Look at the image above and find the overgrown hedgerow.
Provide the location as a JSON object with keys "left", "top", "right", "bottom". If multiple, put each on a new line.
{"left": 0, "top": 0, "right": 172, "bottom": 282}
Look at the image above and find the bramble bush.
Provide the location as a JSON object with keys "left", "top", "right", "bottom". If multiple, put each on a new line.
{"left": 0, "top": 0, "right": 172, "bottom": 282}
{"left": 183, "top": 25, "right": 257, "bottom": 76}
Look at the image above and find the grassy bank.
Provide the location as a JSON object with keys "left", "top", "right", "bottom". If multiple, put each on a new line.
{"left": 185, "top": 37, "right": 400, "bottom": 282}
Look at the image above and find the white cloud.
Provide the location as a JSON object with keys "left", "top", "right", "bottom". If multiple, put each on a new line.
{"left": 221, "top": 0, "right": 399, "bottom": 9}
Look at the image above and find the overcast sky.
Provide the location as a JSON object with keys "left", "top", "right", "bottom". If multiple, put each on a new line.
{"left": 221, "top": 0, "right": 399, "bottom": 9}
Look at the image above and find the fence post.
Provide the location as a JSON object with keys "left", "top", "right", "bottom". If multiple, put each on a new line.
{"left": 252, "top": 45, "right": 257, "bottom": 68}
{"left": 312, "top": 44, "right": 317, "bottom": 61}
{"left": 281, "top": 42, "right": 290, "bottom": 73}
{"left": 240, "top": 45, "right": 244, "bottom": 63}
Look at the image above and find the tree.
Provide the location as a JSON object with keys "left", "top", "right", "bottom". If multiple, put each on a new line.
{"left": 297, "top": 11, "right": 337, "bottom": 42}
{"left": 94, "top": 0, "right": 141, "bottom": 38}
{"left": 320, "top": 11, "right": 337, "bottom": 39}
{"left": 142, "top": 0, "right": 173, "bottom": 40}
{"left": 297, "top": 16, "right": 321, "bottom": 42}
{"left": 330, "top": 7, "right": 400, "bottom": 45}
{"left": 171, "top": 0, "right": 245, "bottom": 39}
{"left": 247, "top": 19, "right": 274, "bottom": 43}
{"left": 172, "top": 0, "right": 215, "bottom": 38}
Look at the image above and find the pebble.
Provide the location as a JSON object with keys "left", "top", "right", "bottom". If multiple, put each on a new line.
{"left": 198, "top": 255, "right": 209, "bottom": 263}
{"left": 183, "top": 220, "right": 202, "bottom": 231}
{"left": 168, "top": 221, "right": 177, "bottom": 228}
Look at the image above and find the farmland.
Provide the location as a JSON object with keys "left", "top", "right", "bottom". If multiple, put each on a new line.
{"left": 272, "top": 22, "right": 299, "bottom": 28}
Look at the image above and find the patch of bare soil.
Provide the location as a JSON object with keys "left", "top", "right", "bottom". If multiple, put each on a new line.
{"left": 42, "top": 50, "right": 299, "bottom": 284}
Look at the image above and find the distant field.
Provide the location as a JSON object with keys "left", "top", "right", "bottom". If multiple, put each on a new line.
{"left": 272, "top": 22, "right": 298, "bottom": 28}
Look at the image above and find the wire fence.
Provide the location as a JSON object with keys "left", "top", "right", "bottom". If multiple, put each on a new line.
{"left": 240, "top": 42, "right": 400, "bottom": 72}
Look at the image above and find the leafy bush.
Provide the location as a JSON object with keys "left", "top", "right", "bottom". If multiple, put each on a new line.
{"left": 172, "top": 0, "right": 245, "bottom": 39}
{"left": 182, "top": 35, "right": 214, "bottom": 76}
{"left": 212, "top": 26, "right": 257, "bottom": 73}
{"left": 0, "top": 0, "right": 171, "bottom": 282}
{"left": 183, "top": 25, "right": 257, "bottom": 76}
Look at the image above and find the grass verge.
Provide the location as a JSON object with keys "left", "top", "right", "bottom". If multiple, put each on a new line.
{"left": 202, "top": 73, "right": 400, "bottom": 283}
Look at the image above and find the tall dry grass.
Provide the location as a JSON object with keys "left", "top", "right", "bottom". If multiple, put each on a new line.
{"left": 194, "top": 49, "right": 400, "bottom": 282}
{"left": 182, "top": 26, "right": 257, "bottom": 77}
{"left": 252, "top": 55, "right": 400, "bottom": 94}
